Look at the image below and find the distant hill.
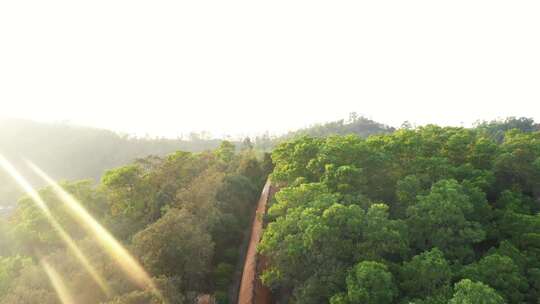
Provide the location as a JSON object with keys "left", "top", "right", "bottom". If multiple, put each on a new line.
{"left": 0, "top": 119, "right": 223, "bottom": 206}
{"left": 2, "top": 115, "right": 535, "bottom": 207}
{"left": 0, "top": 114, "right": 394, "bottom": 206}
{"left": 474, "top": 116, "right": 540, "bottom": 142}
{"left": 253, "top": 113, "right": 395, "bottom": 151}
{"left": 284, "top": 113, "right": 395, "bottom": 138}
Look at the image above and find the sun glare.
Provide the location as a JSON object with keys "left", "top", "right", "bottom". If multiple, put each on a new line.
{"left": 41, "top": 260, "right": 76, "bottom": 304}
{"left": 0, "top": 155, "right": 112, "bottom": 296}
{"left": 27, "top": 161, "right": 162, "bottom": 299}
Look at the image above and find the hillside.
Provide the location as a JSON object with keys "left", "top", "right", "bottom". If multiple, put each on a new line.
{"left": 0, "top": 115, "right": 393, "bottom": 206}
{"left": 261, "top": 122, "right": 540, "bottom": 303}
{"left": 0, "top": 119, "right": 223, "bottom": 206}
{"left": 0, "top": 117, "right": 538, "bottom": 303}
{"left": 284, "top": 113, "right": 395, "bottom": 138}
{"left": 0, "top": 142, "right": 271, "bottom": 303}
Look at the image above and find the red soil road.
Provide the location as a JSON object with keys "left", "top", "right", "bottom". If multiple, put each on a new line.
{"left": 237, "top": 180, "right": 273, "bottom": 304}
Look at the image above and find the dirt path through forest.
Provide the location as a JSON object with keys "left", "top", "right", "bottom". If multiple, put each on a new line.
{"left": 237, "top": 180, "right": 273, "bottom": 304}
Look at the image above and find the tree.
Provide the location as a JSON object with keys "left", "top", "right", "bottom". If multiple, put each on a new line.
{"left": 358, "top": 204, "right": 408, "bottom": 261}
{"left": 241, "top": 137, "right": 253, "bottom": 151}
{"left": 495, "top": 189, "right": 537, "bottom": 214}
{"left": 101, "top": 164, "right": 154, "bottom": 238}
{"left": 258, "top": 188, "right": 364, "bottom": 303}
{"left": 329, "top": 293, "right": 349, "bottom": 304}
{"left": 101, "top": 151, "right": 215, "bottom": 238}
{"left": 493, "top": 130, "right": 540, "bottom": 196}
{"left": 449, "top": 279, "right": 504, "bottom": 304}
{"left": 237, "top": 154, "right": 264, "bottom": 188}
{"left": 266, "top": 182, "right": 334, "bottom": 220}
{"left": 0, "top": 219, "right": 11, "bottom": 256}
{"left": 0, "top": 255, "right": 32, "bottom": 296}
{"left": 215, "top": 141, "right": 235, "bottom": 163}
{"left": 215, "top": 174, "right": 257, "bottom": 224}
{"left": 476, "top": 116, "right": 538, "bottom": 142}
{"left": 395, "top": 174, "right": 424, "bottom": 218}
{"left": 467, "top": 137, "right": 498, "bottom": 169}
{"left": 344, "top": 261, "right": 397, "bottom": 304}
{"left": 0, "top": 262, "right": 58, "bottom": 304}
{"left": 174, "top": 168, "right": 225, "bottom": 231}
{"left": 10, "top": 180, "right": 107, "bottom": 253}
{"left": 322, "top": 164, "right": 364, "bottom": 194}
{"left": 103, "top": 276, "right": 185, "bottom": 304}
{"left": 461, "top": 253, "right": 527, "bottom": 303}
{"left": 444, "top": 129, "right": 474, "bottom": 165}
{"left": 132, "top": 208, "right": 213, "bottom": 292}
{"left": 261, "top": 152, "right": 274, "bottom": 177}
{"left": 271, "top": 136, "right": 323, "bottom": 185}
{"left": 400, "top": 248, "right": 451, "bottom": 298}
{"left": 406, "top": 179, "right": 485, "bottom": 261}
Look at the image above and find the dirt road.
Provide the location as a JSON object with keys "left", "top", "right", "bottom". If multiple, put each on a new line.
{"left": 237, "top": 180, "right": 273, "bottom": 304}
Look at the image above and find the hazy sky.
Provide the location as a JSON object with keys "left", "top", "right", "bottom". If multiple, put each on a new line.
{"left": 1, "top": 1, "right": 539, "bottom": 138}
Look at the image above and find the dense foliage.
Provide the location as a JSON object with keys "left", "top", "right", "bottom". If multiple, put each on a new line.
{"left": 259, "top": 122, "right": 539, "bottom": 303}
{"left": 1, "top": 116, "right": 538, "bottom": 303}
{"left": 0, "top": 115, "right": 391, "bottom": 207}
{"left": 0, "top": 142, "right": 270, "bottom": 303}
{"left": 0, "top": 118, "right": 227, "bottom": 207}
{"left": 281, "top": 113, "right": 394, "bottom": 139}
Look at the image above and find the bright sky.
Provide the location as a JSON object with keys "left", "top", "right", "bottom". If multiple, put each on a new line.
{"left": 1, "top": 1, "right": 539, "bottom": 138}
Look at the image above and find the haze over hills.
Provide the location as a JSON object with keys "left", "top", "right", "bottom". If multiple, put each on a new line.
{"left": 0, "top": 115, "right": 538, "bottom": 304}
{"left": 0, "top": 115, "right": 538, "bottom": 303}
{"left": 1, "top": 1, "right": 539, "bottom": 302}
{"left": 1, "top": 115, "right": 535, "bottom": 208}
{"left": 0, "top": 115, "right": 393, "bottom": 206}
{"left": 0, "top": 118, "right": 221, "bottom": 207}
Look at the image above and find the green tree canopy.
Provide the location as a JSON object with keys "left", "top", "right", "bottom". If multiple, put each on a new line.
{"left": 406, "top": 179, "right": 485, "bottom": 261}
{"left": 449, "top": 279, "right": 505, "bottom": 304}
{"left": 339, "top": 261, "right": 397, "bottom": 304}
{"left": 132, "top": 208, "right": 213, "bottom": 292}
{"left": 461, "top": 253, "right": 528, "bottom": 303}
{"left": 400, "top": 248, "right": 452, "bottom": 298}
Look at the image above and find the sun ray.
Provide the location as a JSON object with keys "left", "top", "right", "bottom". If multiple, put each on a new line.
{"left": 27, "top": 161, "right": 162, "bottom": 299}
{"left": 0, "top": 155, "right": 112, "bottom": 296}
{"left": 41, "top": 260, "right": 76, "bottom": 304}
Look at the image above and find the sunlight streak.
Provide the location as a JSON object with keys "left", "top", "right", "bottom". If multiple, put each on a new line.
{"left": 41, "top": 260, "right": 76, "bottom": 304}
{"left": 28, "top": 161, "right": 161, "bottom": 298}
{"left": 0, "top": 155, "right": 112, "bottom": 296}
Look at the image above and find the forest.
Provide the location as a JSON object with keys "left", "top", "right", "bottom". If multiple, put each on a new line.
{"left": 260, "top": 117, "right": 539, "bottom": 303}
{"left": 0, "top": 117, "right": 538, "bottom": 304}
{"left": 0, "top": 115, "right": 391, "bottom": 207}
{"left": 0, "top": 118, "right": 225, "bottom": 207}
{"left": 0, "top": 141, "right": 271, "bottom": 303}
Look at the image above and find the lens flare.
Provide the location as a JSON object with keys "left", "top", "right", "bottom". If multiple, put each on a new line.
{"left": 0, "top": 155, "right": 112, "bottom": 296}
{"left": 28, "top": 161, "right": 161, "bottom": 297}
{"left": 41, "top": 260, "right": 76, "bottom": 304}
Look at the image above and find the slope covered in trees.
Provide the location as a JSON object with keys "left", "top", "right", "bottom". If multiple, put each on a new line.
{"left": 0, "top": 115, "right": 393, "bottom": 207}
{"left": 0, "top": 119, "right": 227, "bottom": 207}
{"left": 259, "top": 122, "right": 540, "bottom": 303}
{"left": 282, "top": 113, "right": 394, "bottom": 139}
{"left": 252, "top": 113, "right": 395, "bottom": 151}
{"left": 0, "top": 142, "right": 271, "bottom": 303}
{"left": 1, "top": 116, "right": 538, "bottom": 304}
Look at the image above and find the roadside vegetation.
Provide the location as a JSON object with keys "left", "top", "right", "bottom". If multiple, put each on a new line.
{"left": 0, "top": 142, "right": 271, "bottom": 303}
{"left": 259, "top": 118, "right": 539, "bottom": 303}
{"left": 0, "top": 116, "right": 538, "bottom": 303}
